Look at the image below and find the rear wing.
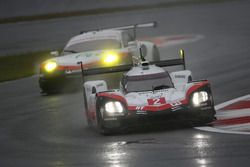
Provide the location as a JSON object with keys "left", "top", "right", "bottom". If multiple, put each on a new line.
{"left": 77, "top": 49, "right": 186, "bottom": 78}
{"left": 110, "top": 22, "right": 157, "bottom": 30}
{"left": 80, "top": 21, "right": 157, "bottom": 39}
{"left": 154, "top": 49, "right": 186, "bottom": 69}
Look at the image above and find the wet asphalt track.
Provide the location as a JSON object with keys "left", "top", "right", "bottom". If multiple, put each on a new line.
{"left": 1, "top": 1, "right": 250, "bottom": 166}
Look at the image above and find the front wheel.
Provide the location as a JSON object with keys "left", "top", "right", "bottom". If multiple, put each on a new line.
{"left": 39, "top": 77, "right": 64, "bottom": 95}
{"left": 193, "top": 110, "right": 216, "bottom": 126}
{"left": 96, "top": 110, "right": 111, "bottom": 135}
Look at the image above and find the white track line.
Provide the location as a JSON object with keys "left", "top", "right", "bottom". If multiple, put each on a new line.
{"left": 216, "top": 123, "right": 250, "bottom": 131}
{"left": 195, "top": 126, "right": 250, "bottom": 135}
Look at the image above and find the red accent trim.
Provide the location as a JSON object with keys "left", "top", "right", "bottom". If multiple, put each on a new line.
{"left": 186, "top": 81, "right": 209, "bottom": 98}
{"left": 58, "top": 61, "right": 100, "bottom": 71}
{"left": 97, "top": 92, "right": 127, "bottom": 104}
{"left": 221, "top": 100, "right": 250, "bottom": 110}
{"left": 212, "top": 116, "right": 250, "bottom": 126}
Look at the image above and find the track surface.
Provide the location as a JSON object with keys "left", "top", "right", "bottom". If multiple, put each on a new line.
{"left": 1, "top": 1, "right": 250, "bottom": 166}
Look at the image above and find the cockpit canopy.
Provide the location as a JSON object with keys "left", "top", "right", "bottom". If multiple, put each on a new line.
{"left": 121, "top": 72, "right": 173, "bottom": 93}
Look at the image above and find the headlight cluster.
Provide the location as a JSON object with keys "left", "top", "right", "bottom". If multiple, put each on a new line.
{"left": 105, "top": 101, "right": 124, "bottom": 114}
{"left": 44, "top": 61, "right": 58, "bottom": 73}
{"left": 192, "top": 91, "right": 208, "bottom": 106}
{"left": 102, "top": 51, "right": 120, "bottom": 66}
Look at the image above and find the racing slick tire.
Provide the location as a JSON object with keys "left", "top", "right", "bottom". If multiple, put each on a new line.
{"left": 96, "top": 110, "right": 111, "bottom": 135}
{"left": 39, "top": 77, "right": 64, "bottom": 95}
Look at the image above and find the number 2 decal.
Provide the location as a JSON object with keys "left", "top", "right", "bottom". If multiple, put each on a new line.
{"left": 147, "top": 97, "right": 166, "bottom": 105}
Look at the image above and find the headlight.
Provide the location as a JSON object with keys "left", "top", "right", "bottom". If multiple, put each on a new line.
{"left": 102, "top": 51, "right": 119, "bottom": 65}
{"left": 44, "top": 61, "right": 57, "bottom": 73}
{"left": 105, "top": 101, "right": 124, "bottom": 114}
{"left": 192, "top": 91, "right": 208, "bottom": 106}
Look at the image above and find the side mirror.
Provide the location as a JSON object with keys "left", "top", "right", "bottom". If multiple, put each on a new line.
{"left": 92, "top": 87, "right": 97, "bottom": 94}
{"left": 50, "top": 51, "right": 59, "bottom": 57}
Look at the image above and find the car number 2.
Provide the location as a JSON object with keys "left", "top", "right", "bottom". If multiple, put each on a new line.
{"left": 147, "top": 97, "right": 166, "bottom": 105}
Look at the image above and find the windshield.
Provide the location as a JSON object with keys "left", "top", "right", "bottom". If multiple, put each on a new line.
{"left": 62, "top": 39, "right": 121, "bottom": 55}
{"left": 126, "top": 72, "right": 173, "bottom": 93}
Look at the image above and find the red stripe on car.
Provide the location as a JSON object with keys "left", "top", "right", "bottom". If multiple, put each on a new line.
{"left": 186, "top": 81, "right": 209, "bottom": 97}
{"left": 97, "top": 92, "right": 127, "bottom": 105}
{"left": 58, "top": 61, "right": 100, "bottom": 70}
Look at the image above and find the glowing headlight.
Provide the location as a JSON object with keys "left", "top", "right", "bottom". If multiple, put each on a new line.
{"left": 105, "top": 101, "right": 124, "bottom": 113}
{"left": 192, "top": 91, "right": 208, "bottom": 106}
{"left": 102, "top": 51, "right": 119, "bottom": 65}
{"left": 44, "top": 61, "right": 57, "bottom": 72}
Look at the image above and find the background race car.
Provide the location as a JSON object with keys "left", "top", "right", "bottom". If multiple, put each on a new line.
{"left": 79, "top": 50, "right": 216, "bottom": 134}
{"left": 39, "top": 22, "right": 160, "bottom": 94}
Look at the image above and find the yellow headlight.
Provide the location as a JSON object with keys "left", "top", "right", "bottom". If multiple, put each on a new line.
{"left": 44, "top": 61, "right": 57, "bottom": 72}
{"left": 102, "top": 51, "right": 119, "bottom": 65}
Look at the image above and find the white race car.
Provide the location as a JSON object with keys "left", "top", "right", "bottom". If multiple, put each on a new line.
{"left": 80, "top": 51, "right": 216, "bottom": 134}
{"left": 39, "top": 22, "right": 159, "bottom": 94}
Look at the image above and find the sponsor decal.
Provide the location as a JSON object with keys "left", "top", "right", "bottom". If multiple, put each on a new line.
{"left": 148, "top": 97, "right": 166, "bottom": 105}
{"left": 135, "top": 106, "right": 145, "bottom": 111}
{"left": 75, "top": 52, "right": 101, "bottom": 59}
{"left": 154, "top": 89, "right": 169, "bottom": 93}
{"left": 136, "top": 110, "right": 147, "bottom": 115}
{"left": 170, "top": 101, "right": 182, "bottom": 107}
{"left": 170, "top": 101, "right": 182, "bottom": 111}
{"left": 85, "top": 53, "right": 94, "bottom": 58}
{"left": 171, "top": 106, "right": 182, "bottom": 112}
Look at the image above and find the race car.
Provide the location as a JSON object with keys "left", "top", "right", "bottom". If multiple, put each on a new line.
{"left": 39, "top": 22, "right": 160, "bottom": 94}
{"left": 80, "top": 50, "right": 216, "bottom": 134}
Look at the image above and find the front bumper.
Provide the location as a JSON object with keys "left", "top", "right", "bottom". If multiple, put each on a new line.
{"left": 101, "top": 106, "right": 215, "bottom": 130}
{"left": 39, "top": 70, "right": 81, "bottom": 92}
